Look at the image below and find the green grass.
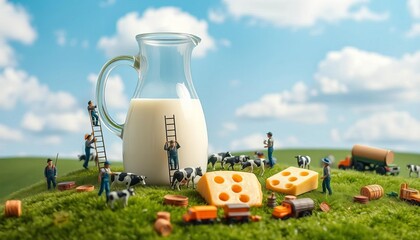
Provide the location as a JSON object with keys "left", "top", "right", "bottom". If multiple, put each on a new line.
{"left": 1, "top": 149, "right": 420, "bottom": 239}
{"left": 0, "top": 157, "right": 123, "bottom": 201}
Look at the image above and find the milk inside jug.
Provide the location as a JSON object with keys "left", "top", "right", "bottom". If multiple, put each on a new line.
{"left": 96, "top": 33, "right": 208, "bottom": 185}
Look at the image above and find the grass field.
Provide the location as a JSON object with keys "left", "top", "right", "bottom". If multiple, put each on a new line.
{"left": 0, "top": 157, "right": 123, "bottom": 201}
{"left": 0, "top": 149, "right": 419, "bottom": 239}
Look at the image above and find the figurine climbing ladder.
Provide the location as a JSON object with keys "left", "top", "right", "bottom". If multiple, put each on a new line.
{"left": 88, "top": 110, "right": 108, "bottom": 171}
{"left": 164, "top": 115, "right": 179, "bottom": 185}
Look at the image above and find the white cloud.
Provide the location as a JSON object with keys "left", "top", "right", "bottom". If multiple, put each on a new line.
{"left": 222, "top": 0, "right": 387, "bottom": 28}
{"left": 235, "top": 82, "right": 327, "bottom": 124}
{"left": 218, "top": 122, "right": 238, "bottom": 137}
{"left": 55, "top": 30, "right": 66, "bottom": 46}
{"left": 0, "top": 0, "right": 36, "bottom": 67}
{"left": 0, "top": 123, "right": 23, "bottom": 141}
{"left": 100, "top": 0, "right": 116, "bottom": 8}
{"left": 330, "top": 128, "right": 341, "bottom": 142}
{"left": 97, "top": 7, "right": 216, "bottom": 58}
{"left": 0, "top": 68, "right": 77, "bottom": 110}
{"left": 208, "top": 9, "right": 226, "bottom": 23}
{"left": 342, "top": 111, "right": 420, "bottom": 142}
{"left": 406, "top": 23, "right": 420, "bottom": 38}
{"left": 315, "top": 47, "right": 420, "bottom": 102}
{"left": 408, "top": 0, "right": 420, "bottom": 18}
{"left": 21, "top": 110, "right": 89, "bottom": 133}
{"left": 0, "top": 0, "right": 37, "bottom": 44}
{"left": 230, "top": 133, "right": 265, "bottom": 151}
{"left": 43, "top": 135, "right": 62, "bottom": 145}
{"left": 88, "top": 73, "right": 129, "bottom": 109}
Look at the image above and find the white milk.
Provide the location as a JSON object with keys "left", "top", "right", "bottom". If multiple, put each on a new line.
{"left": 122, "top": 98, "right": 208, "bottom": 185}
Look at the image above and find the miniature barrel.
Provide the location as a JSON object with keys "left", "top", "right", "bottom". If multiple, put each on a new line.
{"left": 351, "top": 144, "right": 394, "bottom": 165}
{"left": 360, "top": 184, "right": 384, "bottom": 200}
{"left": 157, "top": 211, "right": 171, "bottom": 221}
{"left": 4, "top": 200, "right": 22, "bottom": 218}
{"left": 154, "top": 219, "right": 172, "bottom": 237}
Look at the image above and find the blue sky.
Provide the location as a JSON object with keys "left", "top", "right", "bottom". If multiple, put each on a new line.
{"left": 1, "top": 0, "right": 420, "bottom": 160}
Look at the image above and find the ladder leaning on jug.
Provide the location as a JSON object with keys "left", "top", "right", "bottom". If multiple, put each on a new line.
{"left": 164, "top": 115, "right": 180, "bottom": 185}
{"left": 88, "top": 109, "right": 108, "bottom": 171}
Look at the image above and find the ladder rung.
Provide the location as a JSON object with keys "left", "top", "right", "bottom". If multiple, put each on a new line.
{"left": 166, "top": 135, "right": 176, "bottom": 138}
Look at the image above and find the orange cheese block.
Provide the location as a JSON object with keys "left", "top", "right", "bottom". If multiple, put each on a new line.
{"left": 266, "top": 167, "right": 318, "bottom": 196}
{"left": 196, "top": 171, "right": 263, "bottom": 207}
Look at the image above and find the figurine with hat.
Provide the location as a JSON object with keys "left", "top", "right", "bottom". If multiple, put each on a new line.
{"left": 44, "top": 158, "right": 57, "bottom": 190}
{"left": 83, "top": 132, "right": 96, "bottom": 170}
{"left": 264, "top": 131, "right": 274, "bottom": 168}
{"left": 321, "top": 158, "right": 332, "bottom": 195}
{"left": 98, "top": 161, "right": 112, "bottom": 201}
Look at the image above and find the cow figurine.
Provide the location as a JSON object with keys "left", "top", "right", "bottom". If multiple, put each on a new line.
{"left": 224, "top": 155, "right": 251, "bottom": 170}
{"left": 208, "top": 152, "right": 232, "bottom": 170}
{"left": 295, "top": 155, "right": 311, "bottom": 169}
{"left": 407, "top": 164, "right": 420, "bottom": 178}
{"left": 111, "top": 172, "right": 147, "bottom": 189}
{"left": 107, "top": 188, "right": 135, "bottom": 209}
{"left": 241, "top": 159, "right": 265, "bottom": 176}
{"left": 171, "top": 167, "right": 203, "bottom": 191}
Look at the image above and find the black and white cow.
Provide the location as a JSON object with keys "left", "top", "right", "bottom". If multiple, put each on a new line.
{"left": 224, "top": 155, "right": 251, "bottom": 170}
{"left": 208, "top": 152, "right": 232, "bottom": 170}
{"left": 407, "top": 164, "right": 420, "bottom": 178}
{"left": 241, "top": 159, "right": 265, "bottom": 176}
{"left": 295, "top": 155, "right": 311, "bottom": 169}
{"left": 107, "top": 188, "right": 135, "bottom": 209}
{"left": 171, "top": 167, "right": 203, "bottom": 191}
{"left": 110, "top": 172, "right": 147, "bottom": 189}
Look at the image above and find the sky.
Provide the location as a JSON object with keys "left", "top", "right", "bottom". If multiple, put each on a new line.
{"left": 1, "top": 0, "right": 420, "bottom": 160}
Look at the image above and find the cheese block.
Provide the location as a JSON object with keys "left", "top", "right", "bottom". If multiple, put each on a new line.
{"left": 266, "top": 167, "right": 318, "bottom": 196}
{"left": 196, "top": 171, "right": 263, "bottom": 207}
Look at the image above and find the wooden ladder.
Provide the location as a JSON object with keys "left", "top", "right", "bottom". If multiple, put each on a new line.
{"left": 164, "top": 115, "right": 179, "bottom": 185}
{"left": 89, "top": 110, "right": 108, "bottom": 171}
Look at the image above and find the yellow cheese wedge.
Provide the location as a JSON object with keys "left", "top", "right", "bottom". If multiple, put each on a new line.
{"left": 196, "top": 171, "right": 263, "bottom": 207}
{"left": 266, "top": 167, "right": 318, "bottom": 196}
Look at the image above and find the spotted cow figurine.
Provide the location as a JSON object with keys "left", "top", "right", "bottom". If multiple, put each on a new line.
{"left": 110, "top": 172, "right": 147, "bottom": 189}
{"left": 295, "top": 155, "right": 311, "bottom": 169}
{"left": 208, "top": 152, "right": 232, "bottom": 170}
{"left": 407, "top": 164, "right": 420, "bottom": 178}
{"left": 107, "top": 188, "right": 135, "bottom": 209}
{"left": 171, "top": 167, "right": 203, "bottom": 191}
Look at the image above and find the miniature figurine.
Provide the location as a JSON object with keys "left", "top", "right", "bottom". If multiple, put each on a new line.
{"left": 83, "top": 133, "right": 96, "bottom": 169}
{"left": 208, "top": 151, "right": 232, "bottom": 170}
{"left": 44, "top": 158, "right": 57, "bottom": 190}
{"left": 399, "top": 183, "right": 420, "bottom": 205}
{"left": 407, "top": 164, "right": 420, "bottom": 178}
{"left": 241, "top": 159, "right": 265, "bottom": 176}
{"left": 87, "top": 100, "right": 99, "bottom": 126}
{"left": 107, "top": 188, "right": 135, "bottom": 209}
{"left": 183, "top": 205, "right": 218, "bottom": 224}
{"left": 337, "top": 144, "right": 400, "bottom": 175}
{"left": 110, "top": 172, "right": 147, "bottom": 189}
{"left": 321, "top": 158, "right": 332, "bottom": 195}
{"left": 98, "top": 161, "right": 112, "bottom": 201}
{"left": 171, "top": 167, "right": 202, "bottom": 191}
{"left": 272, "top": 198, "right": 314, "bottom": 219}
{"left": 295, "top": 155, "right": 311, "bottom": 169}
{"left": 254, "top": 151, "right": 265, "bottom": 159}
{"left": 267, "top": 192, "right": 277, "bottom": 208}
{"left": 224, "top": 155, "right": 250, "bottom": 170}
{"left": 164, "top": 140, "right": 181, "bottom": 170}
{"left": 264, "top": 132, "right": 274, "bottom": 168}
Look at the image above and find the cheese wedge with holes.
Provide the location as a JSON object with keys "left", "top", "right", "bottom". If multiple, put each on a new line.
{"left": 266, "top": 167, "right": 318, "bottom": 196}
{"left": 196, "top": 171, "right": 263, "bottom": 207}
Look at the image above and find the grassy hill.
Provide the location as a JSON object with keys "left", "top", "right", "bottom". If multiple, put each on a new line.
{"left": 1, "top": 149, "right": 420, "bottom": 239}
{"left": 0, "top": 157, "right": 123, "bottom": 201}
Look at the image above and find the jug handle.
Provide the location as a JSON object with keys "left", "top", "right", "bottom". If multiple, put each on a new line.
{"left": 96, "top": 55, "right": 139, "bottom": 138}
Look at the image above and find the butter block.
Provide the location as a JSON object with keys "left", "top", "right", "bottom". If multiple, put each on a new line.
{"left": 196, "top": 171, "right": 263, "bottom": 207}
{"left": 266, "top": 167, "right": 318, "bottom": 196}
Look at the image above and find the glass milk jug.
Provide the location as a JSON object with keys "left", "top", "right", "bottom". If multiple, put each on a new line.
{"left": 96, "top": 33, "right": 208, "bottom": 185}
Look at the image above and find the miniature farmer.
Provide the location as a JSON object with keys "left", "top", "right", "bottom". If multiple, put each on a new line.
{"left": 83, "top": 133, "right": 96, "bottom": 169}
{"left": 264, "top": 132, "right": 274, "bottom": 168}
{"left": 98, "top": 161, "right": 112, "bottom": 201}
{"left": 88, "top": 100, "right": 99, "bottom": 126}
{"left": 164, "top": 140, "right": 181, "bottom": 170}
{"left": 321, "top": 158, "right": 332, "bottom": 195}
{"left": 44, "top": 158, "right": 57, "bottom": 190}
